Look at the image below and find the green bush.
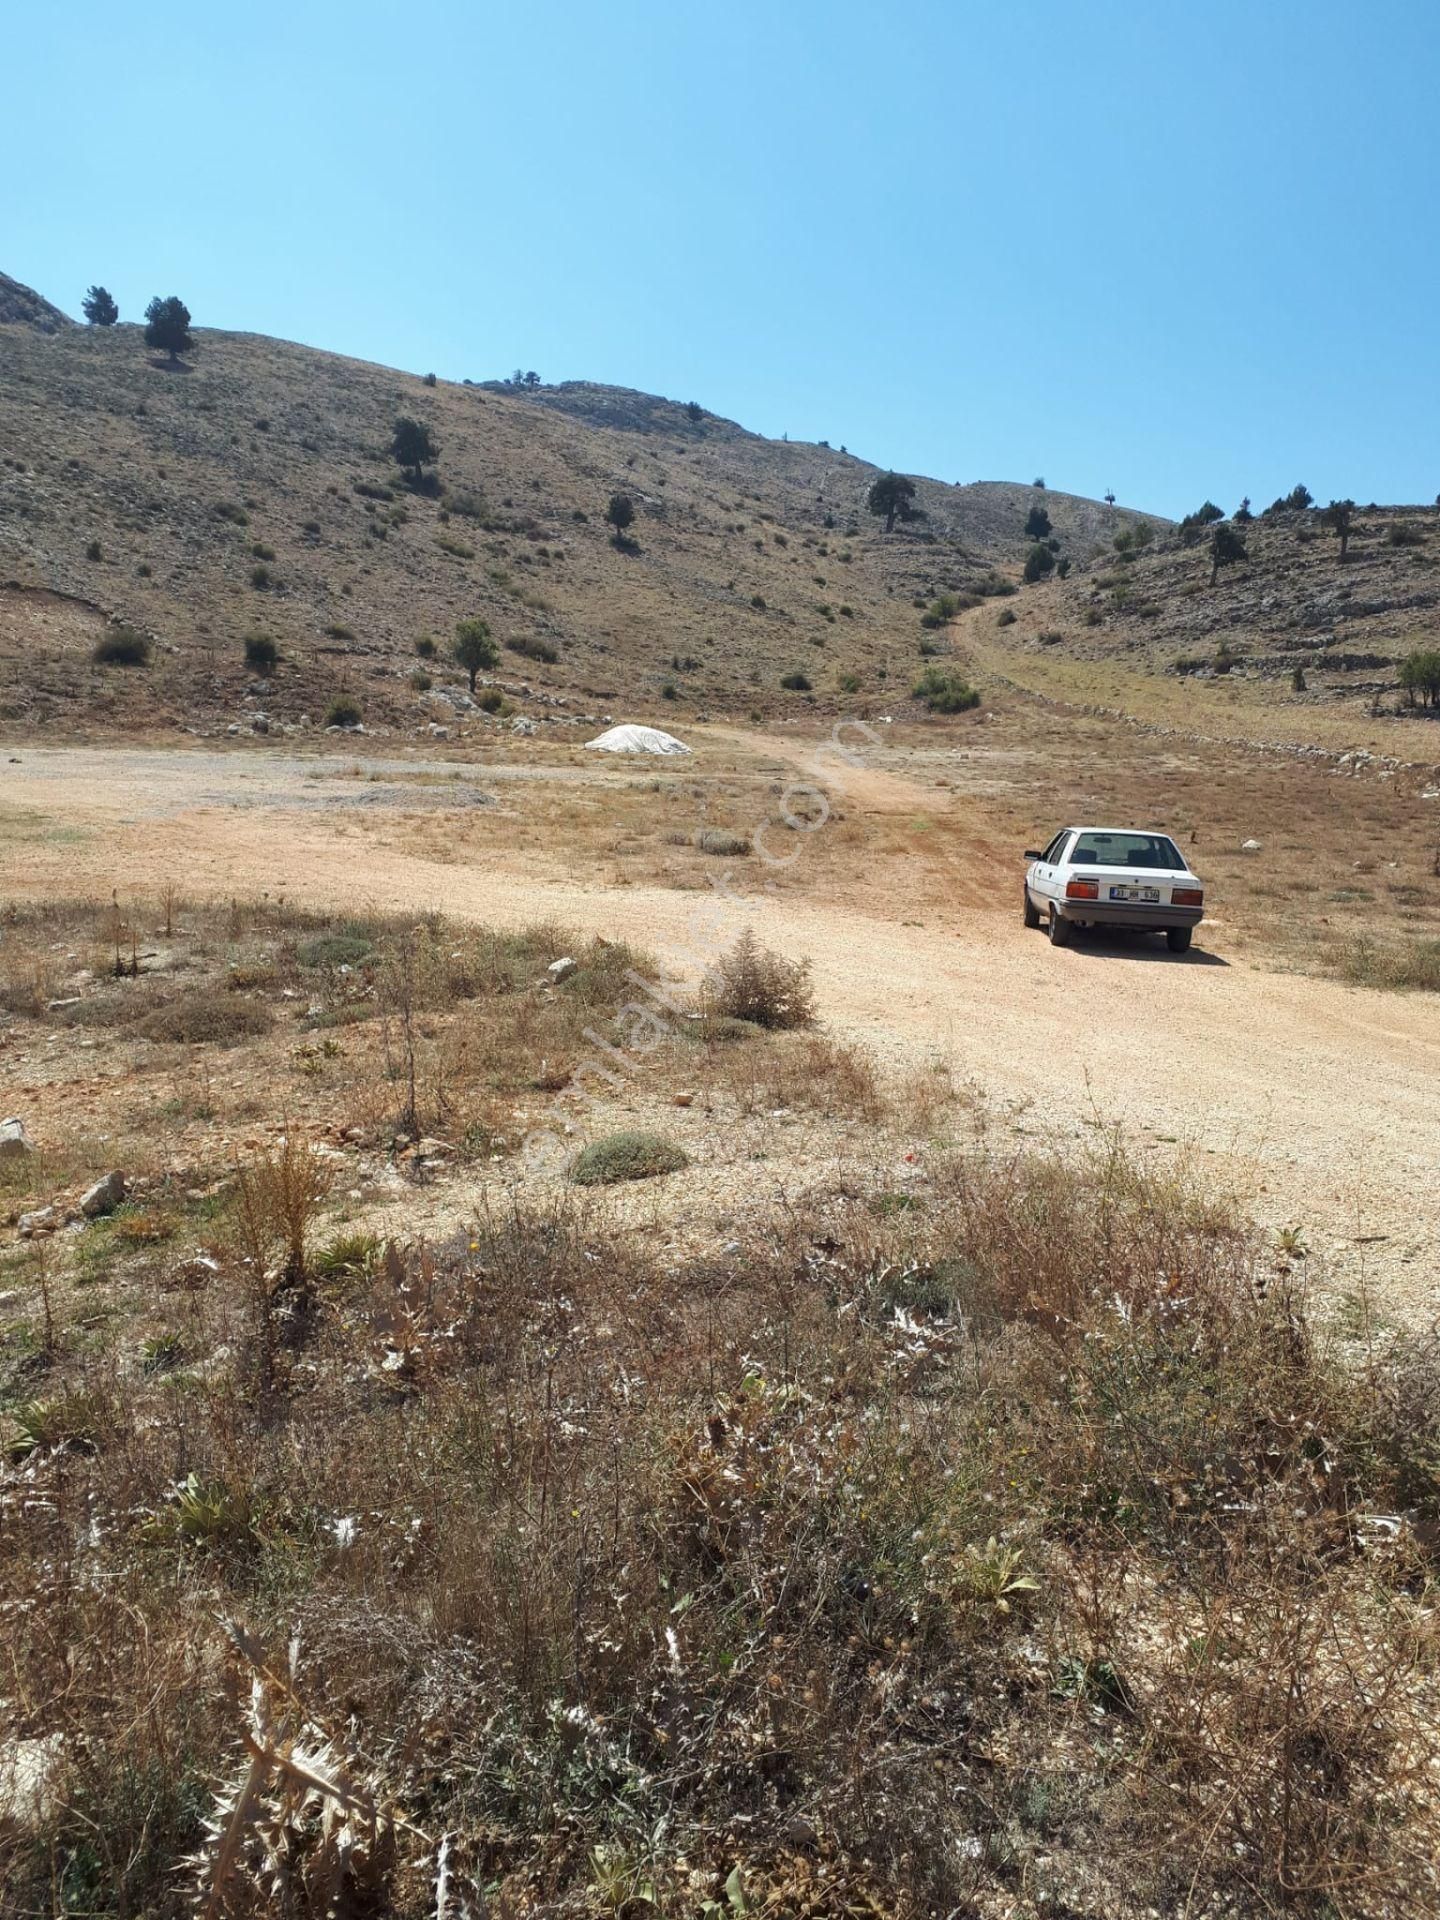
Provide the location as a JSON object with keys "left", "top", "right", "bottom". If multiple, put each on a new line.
{"left": 780, "top": 670, "right": 812, "bottom": 691}
{"left": 411, "top": 669, "right": 433, "bottom": 692}
{"left": 415, "top": 635, "right": 437, "bottom": 659}
{"left": 93, "top": 627, "right": 151, "bottom": 667}
{"left": 249, "top": 563, "right": 274, "bottom": 590}
{"left": 570, "top": 1131, "right": 689, "bottom": 1186}
{"left": 913, "top": 666, "right": 980, "bottom": 713}
{"left": 838, "top": 671, "right": 861, "bottom": 692}
{"left": 243, "top": 632, "right": 278, "bottom": 673}
{"left": 325, "top": 695, "right": 363, "bottom": 728}
{"left": 298, "top": 932, "right": 375, "bottom": 969}
{"left": 86, "top": 538, "right": 103, "bottom": 562}
{"left": 506, "top": 635, "right": 559, "bottom": 664}
{"left": 997, "top": 607, "right": 1017, "bottom": 627}
{"left": 1023, "top": 542, "right": 1055, "bottom": 583}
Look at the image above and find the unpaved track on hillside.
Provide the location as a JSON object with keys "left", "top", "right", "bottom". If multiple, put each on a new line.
{"left": 4, "top": 743, "right": 1437, "bottom": 1315}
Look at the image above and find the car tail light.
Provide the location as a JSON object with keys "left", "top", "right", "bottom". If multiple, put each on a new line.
{"left": 1065, "top": 877, "right": 1099, "bottom": 900}
{"left": 1172, "top": 888, "right": 1203, "bottom": 907}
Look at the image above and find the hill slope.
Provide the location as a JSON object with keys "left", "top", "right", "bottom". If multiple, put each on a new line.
{"left": 0, "top": 279, "right": 1161, "bottom": 738}
{"left": 955, "top": 497, "right": 1440, "bottom": 761}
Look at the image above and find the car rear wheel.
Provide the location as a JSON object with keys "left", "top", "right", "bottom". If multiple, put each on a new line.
{"left": 1022, "top": 885, "right": 1041, "bottom": 929}
{"left": 1048, "top": 907, "right": 1071, "bottom": 947}
{"left": 1166, "top": 926, "right": 1193, "bottom": 953}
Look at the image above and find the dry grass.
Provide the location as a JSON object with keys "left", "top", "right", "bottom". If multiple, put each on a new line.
{"left": 3, "top": 1143, "right": 1439, "bottom": 1916}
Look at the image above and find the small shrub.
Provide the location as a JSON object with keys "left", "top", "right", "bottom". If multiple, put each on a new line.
{"left": 213, "top": 501, "right": 249, "bottom": 525}
{"left": 249, "top": 563, "right": 274, "bottom": 590}
{"left": 243, "top": 632, "right": 278, "bottom": 673}
{"left": 93, "top": 627, "right": 151, "bottom": 667}
{"left": 913, "top": 666, "right": 980, "bottom": 713}
{"left": 86, "top": 538, "right": 104, "bottom": 562}
{"left": 423, "top": 371, "right": 437, "bottom": 387}
{"left": 324, "top": 622, "right": 356, "bottom": 641}
{"left": 325, "top": 695, "right": 363, "bottom": 729}
{"left": 1389, "top": 522, "right": 1426, "bottom": 548}
{"left": 997, "top": 607, "right": 1017, "bottom": 626}
{"left": 780, "top": 670, "right": 812, "bottom": 691}
{"left": 695, "top": 828, "right": 751, "bottom": 856}
{"left": 136, "top": 991, "right": 273, "bottom": 1046}
{"left": 751, "top": 593, "right": 767, "bottom": 609}
{"left": 477, "top": 689, "right": 505, "bottom": 713}
{"left": 136, "top": 561, "right": 152, "bottom": 577}
{"left": 704, "top": 928, "right": 815, "bottom": 1030}
{"left": 415, "top": 635, "right": 437, "bottom": 659}
{"left": 249, "top": 541, "right": 276, "bottom": 562}
{"left": 506, "top": 634, "right": 559, "bottom": 664}
{"left": 411, "top": 669, "right": 432, "bottom": 692}
{"left": 838, "top": 671, "right": 861, "bottom": 692}
{"left": 298, "top": 932, "right": 375, "bottom": 969}
{"left": 570, "top": 1131, "right": 689, "bottom": 1186}
{"left": 436, "top": 533, "right": 475, "bottom": 560}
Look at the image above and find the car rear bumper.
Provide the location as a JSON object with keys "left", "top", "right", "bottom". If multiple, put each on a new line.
{"left": 1055, "top": 901, "right": 1204, "bottom": 930}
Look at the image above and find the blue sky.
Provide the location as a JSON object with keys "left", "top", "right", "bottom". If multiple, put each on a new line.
{"left": 7, "top": 1, "right": 1437, "bottom": 516}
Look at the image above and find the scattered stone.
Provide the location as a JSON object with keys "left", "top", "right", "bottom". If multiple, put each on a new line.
{"left": 18, "top": 1207, "right": 57, "bottom": 1238}
{"left": 1241, "top": 838, "right": 1262, "bottom": 852}
{"left": 511, "top": 716, "right": 538, "bottom": 736}
{"left": 45, "top": 997, "right": 81, "bottom": 1012}
{"left": 547, "top": 956, "right": 578, "bottom": 984}
{"left": 0, "top": 1119, "right": 34, "bottom": 1160}
{"left": 413, "top": 1137, "right": 452, "bottom": 1159}
{"left": 672, "top": 1091, "right": 696, "bottom": 1108}
{"left": 80, "top": 1171, "right": 127, "bottom": 1219}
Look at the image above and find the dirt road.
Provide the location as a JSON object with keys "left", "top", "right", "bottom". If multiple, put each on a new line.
{"left": 3, "top": 741, "right": 1436, "bottom": 1314}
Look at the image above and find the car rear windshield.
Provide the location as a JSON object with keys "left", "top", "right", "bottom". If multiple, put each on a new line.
{"left": 1068, "top": 832, "right": 1184, "bottom": 870}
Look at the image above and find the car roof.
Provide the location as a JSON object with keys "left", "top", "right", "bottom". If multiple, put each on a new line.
{"left": 1060, "top": 825, "right": 1178, "bottom": 838}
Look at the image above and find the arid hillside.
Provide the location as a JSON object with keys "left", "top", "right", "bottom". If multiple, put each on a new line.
{"left": 0, "top": 279, "right": 1160, "bottom": 741}
{"left": 956, "top": 494, "right": 1440, "bottom": 761}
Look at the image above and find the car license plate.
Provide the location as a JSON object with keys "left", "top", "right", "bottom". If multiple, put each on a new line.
{"left": 1109, "top": 885, "right": 1160, "bottom": 903}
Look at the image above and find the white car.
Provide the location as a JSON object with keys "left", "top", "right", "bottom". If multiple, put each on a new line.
{"left": 1023, "top": 826, "right": 1205, "bottom": 952}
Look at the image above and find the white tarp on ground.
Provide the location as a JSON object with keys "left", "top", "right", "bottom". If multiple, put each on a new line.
{"left": 585, "top": 724, "right": 692, "bottom": 755}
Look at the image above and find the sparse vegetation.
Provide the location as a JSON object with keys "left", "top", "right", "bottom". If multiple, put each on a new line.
{"left": 780, "top": 669, "right": 812, "bottom": 691}
{"left": 1023, "top": 541, "right": 1055, "bottom": 582}
{"left": 93, "top": 626, "right": 151, "bottom": 666}
{"left": 324, "top": 694, "right": 363, "bottom": 728}
{"left": 703, "top": 927, "right": 815, "bottom": 1029}
{"left": 570, "top": 1129, "right": 689, "bottom": 1184}
{"left": 243, "top": 631, "right": 278, "bottom": 673}
{"left": 913, "top": 664, "right": 980, "bottom": 711}
{"left": 505, "top": 634, "right": 559, "bottom": 664}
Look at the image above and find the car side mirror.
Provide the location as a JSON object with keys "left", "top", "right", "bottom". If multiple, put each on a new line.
{"left": 1024, "top": 850, "right": 1043, "bottom": 861}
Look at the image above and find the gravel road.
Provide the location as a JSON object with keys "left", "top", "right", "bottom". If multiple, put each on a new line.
{"left": 4, "top": 741, "right": 1435, "bottom": 1315}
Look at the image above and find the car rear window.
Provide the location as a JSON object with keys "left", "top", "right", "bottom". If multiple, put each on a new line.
{"left": 1069, "top": 832, "right": 1184, "bottom": 869}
